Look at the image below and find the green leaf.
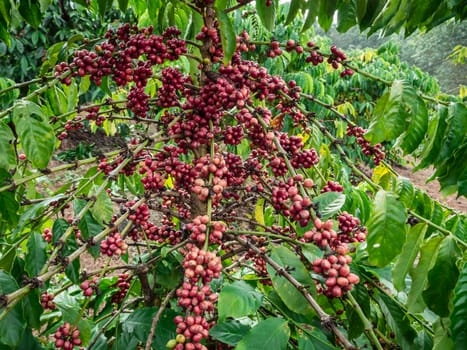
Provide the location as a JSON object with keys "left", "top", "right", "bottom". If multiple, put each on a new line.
{"left": 301, "top": 3, "right": 318, "bottom": 32}
{"left": 75, "top": 199, "right": 104, "bottom": 241}
{"left": 17, "top": 328, "right": 44, "bottom": 350}
{"left": 347, "top": 284, "right": 371, "bottom": 339}
{"left": 13, "top": 101, "right": 55, "bottom": 169}
{"left": 18, "top": 0, "right": 42, "bottom": 29}
{"left": 122, "top": 307, "right": 157, "bottom": 342}
{"left": 366, "top": 80, "right": 408, "bottom": 144}
{"left": 0, "top": 122, "right": 14, "bottom": 170}
{"left": 97, "top": 0, "right": 110, "bottom": 17}
{"left": 15, "top": 194, "right": 65, "bottom": 234}
{"left": 216, "top": 3, "right": 236, "bottom": 65}
{"left": 218, "top": 281, "right": 262, "bottom": 321}
{"left": 395, "top": 177, "right": 415, "bottom": 208}
{"left": 0, "top": 191, "right": 19, "bottom": 226}
{"left": 366, "top": 190, "right": 407, "bottom": 267}
{"left": 52, "top": 218, "right": 69, "bottom": 244}
{"left": 25, "top": 232, "right": 47, "bottom": 276}
{"left": 376, "top": 292, "right": 418, "bottom": 349}
{"left": 451, "top": 263, "right": 467, "bottom": 348}
{"left": 422, "top": 236, "right": 461, "bottom": 317}
{"left": 235, "top": 318, "right": 290, "bottom": 350}
{"left": 285, "top": 0, "right": 302, "bottom": 25}
{"left": 398, "top": 93, "right": 428, "bottom": 154}
{"left": 0, "top": 271, "right": 26, "bottom": 347}
{"left": 392, "top": 223, "right": 427, "bottom": 291}
{"left": 23, "top": 289, "right": 42, "bottom": 330}
{"left": 318, "top": 0, "right": 337, "bottom": 32}
{"left": 436, "top": 103, "right": 467, "bottom": 166}
{"left": 267, "top": 245, "right": 315, "bottom": 315}
{"left": 54, "top": 292, "right": 81, "bottom": 324}
{"left": 415, "top": 107, "right": 447, "bottom": 171}
{"left": 256, "top": 0, "right": 275, "bottom": 31}
{"left": 407, "top": 235, "right": 444, "bottom": 313}
{"left": 297, "top": 328, "right": 336, "bottom": 350}
{"left": 433, "top": 317, "right": 454, "bottom": 350}
{"left": 210, "top": 319, "right": 251, "bottom": 346}
{"left": 90, "top": 190, "right": 113, "bottom": 225}
{"left": 118, "top": 0, "right": 129, "bottom": 11}
{"left": 0, "top": 0, "right": 11, "bottom": 26}
{"left": 337, "top": 0, "right": 357, "bottom": 32}
{"left": 312, "top": 192, "right": 346, "bottom": 219}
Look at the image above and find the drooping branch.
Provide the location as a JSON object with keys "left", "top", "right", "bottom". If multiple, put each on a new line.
{"left": 235, "top": 236, "right": 357, "bottom": 350}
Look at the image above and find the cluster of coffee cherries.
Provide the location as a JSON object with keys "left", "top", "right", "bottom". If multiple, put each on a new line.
{"left": 186, "top": 215, "right": 226, "bottom": 245}
{"left": 321, "top": 180, "right": 344, "bottom": 193}
{"left": 82, "top": 106, "right": 105, "bottom": 126}
{"left": 174, "top": 244, "right": 222, "bottom": 349}
{"left": 111, "top": 273, "right": 131, "bottom": 304}
{"left": 337, "top": 211, "right": 367, "bottom": 243}
{"left": 312, "top": 254, "right": 360, "bottom": 298}
{"left": 100, "top": 231, "right": 128, "bottom": 257}
{"left": 54, "top": 322, "right": 82, "bottom": 349}
{"left": 346, "top": 125, "right": 385, "bottom": 165}
{"left": 267, "top": 41, "right": 283, "bottom": 58}
{"left": 303, "top": 218, "right": 338, "bottom": 248}
{"left": 43, "top": 227, "right": 52, "bottom": 243}
{"left": 80, "top": 276, "right": 99, "bottom": 297}
{"left": 40, "top": 292, "right": 56, "bottom": 310}
{"left": 195, "top": 23, "right": 224, "bottom": 63}
{"left": 271, "top": 175, "right": 314, "bottom": 227}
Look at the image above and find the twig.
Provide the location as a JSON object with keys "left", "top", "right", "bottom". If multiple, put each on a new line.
{"left": 235, "top": 236, "right": 356, "bottom": 350}
{"left": 144, "top": 288, "right": 177, "bottom": 350}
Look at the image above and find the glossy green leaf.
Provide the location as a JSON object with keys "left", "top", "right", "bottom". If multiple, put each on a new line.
{"left": 25, "top": 232, "right": 47, "bottom": 276}
{"left": 54, "top": 292, "right": 80, "bottom": 324}
{"left": 0, "top": 123, "right": 14, "bottom": 170}
{"left": 13, "top": 101, "right": 55, "bottom": 169}
{"left": 392, "top": 223, "right": 427, "bottom": 291}
{"left": 396, "top": 177, "right": 415, "bottom": 208}
{"left": 422, "top": 236, "right": 461, "bottom": 316}
{"left": 366, "top": 190, "right": 407, "bottom": 267}
{"left": 235, "top": 318, "right": 290, "bottom": 350}
{"left": 97, "top": 0, "right": 110, "bottom": 17}
{"left": 118, "top": 0, "right": 129, "bottom": 11}
{"left": 337, "top": 0, "right": 357, "bottom": 32}
{"left": 75, "top": 199, "right": 104, "bottom": 241}
{"left": 0, "top": 0, "right": 11, "bottom": 26}
{"left": 415, "top": 106, "right": 447, "bottom": 171}
{"left": 347, "top": 284, "right": 371, "bottom": 339}
{"left": 15, "top": 194, "right": 65, "bottom": 234}
{"left": 267, "top": 245, "right": 315, "bottom": 315}
{"left": 210, "top": 319, "right": 251, "bottom": 346}
{"left": 398, "top": 93, "right": 428, "bottom": 154}
{"left": 218, "top": 281, "right": 262, "bottom": 321}
{"left": 216, "top": 2, "right": 236, "bottom": 64}
{"left": 377, "top": 292, "right": 418, "bottom": 349}
{"left": 0, "top": 191, "right": 19, "bottom": 226}
{"left": 23, "top": 290, "right": 42, "bottom": 330}
{"left": 18, "top": 0, "right": 42, "bottom": 29}
{"left": 122, "top": 307, "right": 157, "bottom": 342}
{"left": 17, "top": 328, "right": 44, "bottom": 350}
{"left": 451, "top": 263, "right": 467, "bottom": 348}
{"left": 285, "top": 0, "right": 302, "bottom": 25}
{"left": 366, "top": 80, "right": 408, "bottom": 144}
{"left": 318, "top": 0, "right": 337, "bottom": 32}
{"left": 0, "top": 271, "right": 26, "bottom": 347}
{"left": 256, "top": 0, "right": 275, "bottom": 31}
{"left": 436, "top": 103, "right": 467, "bottom": 166}
{"left": 407, "top": 235, "right": 444, "bottom": 313}
{"left": 91, "top": 190, "right": 113, "bottom": 225}
{"left": 312, "top": 192, "right": 346, "bottom": 219}
{"left": 52, "top": 218, "right": 69, "bottom": 244}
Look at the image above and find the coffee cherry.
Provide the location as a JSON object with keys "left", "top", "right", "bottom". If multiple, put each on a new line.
{"left": 40, "top": 292, "right": 56, "bottom": 310}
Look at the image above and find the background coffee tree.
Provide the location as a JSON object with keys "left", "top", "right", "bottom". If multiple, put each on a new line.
{"left": 0, "top": 1, "right": 466, "bottom": 349}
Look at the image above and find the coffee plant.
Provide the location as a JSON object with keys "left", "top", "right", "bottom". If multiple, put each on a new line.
{"left": 0, "top": 1, "right": 466, "bottom": 350}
